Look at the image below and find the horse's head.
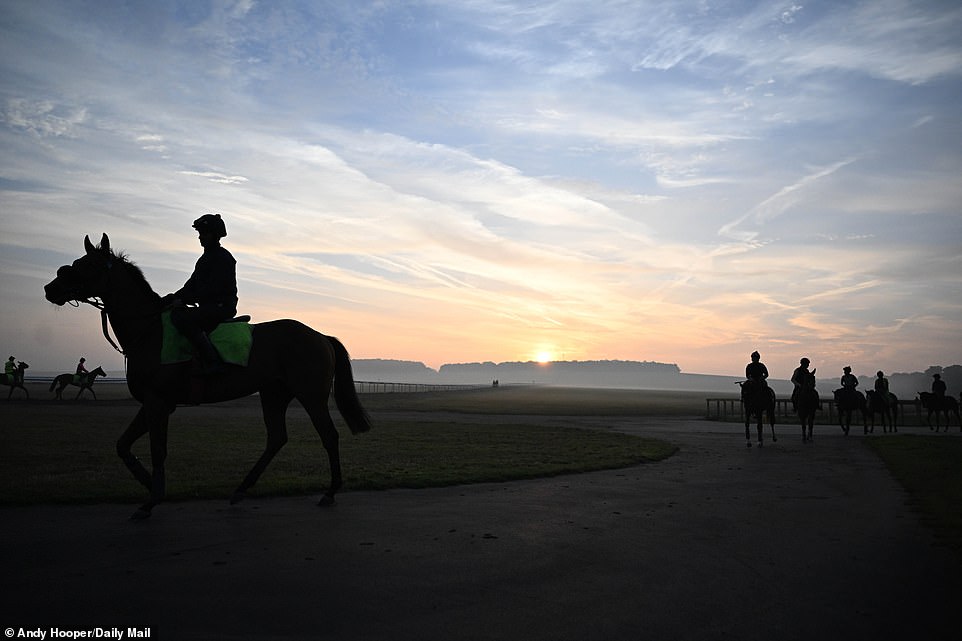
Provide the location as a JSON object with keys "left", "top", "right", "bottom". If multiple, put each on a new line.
{"left": 44, "top": 234, "right": 116, "bottom": 305}
{"left": 92, "top": 366, "right": 107, "bottom": 377}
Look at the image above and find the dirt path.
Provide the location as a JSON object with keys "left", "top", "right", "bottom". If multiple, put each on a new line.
{"left": 2, "top": 416, "right": 959, "bottom": 640}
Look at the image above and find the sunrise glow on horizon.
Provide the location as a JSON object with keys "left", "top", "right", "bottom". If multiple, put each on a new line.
{"left": 2, "top": 1, "right": 961, "bottom": 381}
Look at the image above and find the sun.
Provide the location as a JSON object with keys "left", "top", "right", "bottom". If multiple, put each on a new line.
{"left": 535, "top": 350, "right": 554, "bottom": 365}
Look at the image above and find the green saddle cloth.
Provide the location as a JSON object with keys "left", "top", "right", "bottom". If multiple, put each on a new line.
{"left": 160, "top": 310, "right": 253, "bottom": 367}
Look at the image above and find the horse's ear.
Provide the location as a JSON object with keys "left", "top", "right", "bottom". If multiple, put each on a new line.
{"left": 100, "top": 234, "right": 110, "bottom": 252}
{"left": 84, "top": 235, "right": 95, "bottom": 254}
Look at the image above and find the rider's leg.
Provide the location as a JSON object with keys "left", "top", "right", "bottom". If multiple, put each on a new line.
{"left": 170, "top": 306, "right": 225, "bottom": 375}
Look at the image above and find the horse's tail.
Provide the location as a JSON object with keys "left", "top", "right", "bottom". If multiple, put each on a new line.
{"left": 329, "top": 336, "right": 372, "bottom": 435}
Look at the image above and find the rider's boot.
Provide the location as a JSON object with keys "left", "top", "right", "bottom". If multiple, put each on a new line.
{"left": 199, "top": 332, "right": 225, "bottom": 376}
{"left": 187, "top": 331, "right": 224, "bottom": 376}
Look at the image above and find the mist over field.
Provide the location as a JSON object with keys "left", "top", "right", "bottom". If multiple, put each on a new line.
{"left": 351, "top": 359, "right": 962, "bottom": 397}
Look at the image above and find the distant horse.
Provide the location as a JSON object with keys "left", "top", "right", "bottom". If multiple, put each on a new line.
{"left": 50, "top": 366, "right": 108, "bottom": 400}
{"left": 917, "top": 392, "right": 961, "bottom": 433}
{"left": 794, "top": 374, "right": 820, "bottom": 443}
{"left": 1, "top": 361, "right": 30, "bottom": 399}
{"left": 44, "top": 234, "right": 372, "bottom": 519}
{"left": 833, "top": 388, "right": 867, "bottom": 435}
{"left": 737, "top": 380, "right": 776, "bottom": 448}
{"left": 865, "top": 390, "right": 898, "bottom": 433}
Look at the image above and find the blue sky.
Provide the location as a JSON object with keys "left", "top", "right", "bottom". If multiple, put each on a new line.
{"left": 1, "top": 0, "right": 960, "bottom": 380}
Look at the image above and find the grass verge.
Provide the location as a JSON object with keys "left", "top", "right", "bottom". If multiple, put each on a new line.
{"left": 865, "top": 436, "right": 962, "bottom": 554}
{"left": 0, "top": 409, "right": 675, "bottom": 505}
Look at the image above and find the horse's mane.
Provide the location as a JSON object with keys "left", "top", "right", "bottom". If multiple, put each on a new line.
{"left": 104, "top": 247, "right": 162, "bottom": 302}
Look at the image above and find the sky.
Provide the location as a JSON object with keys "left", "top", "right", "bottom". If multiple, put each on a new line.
{"left": 1, "top": 0, "right": 961, "bottom": 380}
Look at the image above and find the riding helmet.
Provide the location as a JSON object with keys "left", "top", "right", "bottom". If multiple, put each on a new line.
{"left": 192, "top": 213, "right": 227, "bottom": 238}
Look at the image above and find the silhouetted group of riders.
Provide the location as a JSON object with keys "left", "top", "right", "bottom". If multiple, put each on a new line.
{"left": 741, "top": 351, "right": 954, "bottom": 413}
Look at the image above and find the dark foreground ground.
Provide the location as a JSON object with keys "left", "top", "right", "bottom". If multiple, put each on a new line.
{"left": 2, "top": 413, "right": 960, "bottom": 641}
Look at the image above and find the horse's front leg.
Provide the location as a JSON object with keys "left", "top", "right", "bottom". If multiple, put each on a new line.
{"left": 117, "top": 407, "right": 152, "bottom": 491}
{"left": 744, "top": 416, "right": 752, "bottom": 448}
{"left": 138, "top": 404, "right": 172, "bottom": 519}
{"left": 118, "top": 401, "right": 172, "bottom": 520}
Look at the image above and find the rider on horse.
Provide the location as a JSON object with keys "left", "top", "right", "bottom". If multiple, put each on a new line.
{"left": 743, "top": 351, "right": 769, "bottom": 401}
{"left": 162, "top": 213, "right": 238, "bottom": 375}
{"left": 839, "top": 366, "right": 859, "bottom": 402}
{"left": 932, "top": 373, "right": 947, "bottom": 400}
{"left": 790, "top": 357, "right": 814, "bottom": 410}
{"left": 5, "top": 356, "right": 20, "bottom": 384}
{"left": 874, "top": 371, "right": 890, "bottom": 407}
{"left": 76, "top": 357, "right": 88, "bottom": 382}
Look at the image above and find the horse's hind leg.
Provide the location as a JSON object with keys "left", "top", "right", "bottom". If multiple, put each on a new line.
{"left": 299, "top": 395, "right": 342, "bottom": 506}
{"left": 231, "top": 388, "right": 292, "bottom": 504}
{"left": 744, "top": 420, "right": 752, "bottom": 448}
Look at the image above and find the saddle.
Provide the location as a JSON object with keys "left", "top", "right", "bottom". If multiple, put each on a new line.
{"left": 160, "top": 311, "right": 254, "bottom": 367}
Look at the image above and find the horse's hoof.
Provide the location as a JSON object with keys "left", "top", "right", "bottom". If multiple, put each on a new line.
{"left": 229, "top": 492, "right": 246, "bottom": 505}
{"left": 317, "top": 494, "right": 337, "bottom": 507}
{"left": 129, "top": 508, "right": 152, "bottom": 521}
{"left": 746, "top": 441, "right": 752, "bottom": 448}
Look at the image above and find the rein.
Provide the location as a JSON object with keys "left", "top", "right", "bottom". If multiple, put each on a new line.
{"left": 102, "top": 308, "right": 126, "bottom": 355}
{"left": 75, "top": 298, "right": 125, "bottom": 355}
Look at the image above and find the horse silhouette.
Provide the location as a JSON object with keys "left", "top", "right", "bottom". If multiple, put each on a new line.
{"left": 833, "top": 388, "right": 866, "bottom": 435}
{"left": 794, "top": 372, "right": 820, "bottom": 443}
{"left": 865, "top": 390, "right": 898, "bottom": 433}
{"left": 50, "top": 366, "right": 108, "bottom": 400}
{"left": 1, "top": 361, "right": 29, "bottom": 399}
{"left": 44, "top": 234, "right": 372, "bottom": 519}
{"left": 917, "top": 392, "right": 961, "bottom": 433}
{"left": 737, "top": 380, "right": 776, "bottom": 448}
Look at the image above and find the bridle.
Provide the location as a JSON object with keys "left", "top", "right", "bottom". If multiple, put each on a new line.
{"left": 64, "top": 258, "right": 157, "bottom": 359}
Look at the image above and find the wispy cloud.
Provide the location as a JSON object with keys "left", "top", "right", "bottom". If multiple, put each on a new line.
{"left": 717, "top": 158, "right": 858, "bottom": 242}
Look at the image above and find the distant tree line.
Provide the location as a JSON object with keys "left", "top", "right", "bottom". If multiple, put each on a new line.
{"left": 861, "top": 365, "right": 962, "bottom": 398}
{"left": 350, "top": 358, "right": 962, "bottom": 396}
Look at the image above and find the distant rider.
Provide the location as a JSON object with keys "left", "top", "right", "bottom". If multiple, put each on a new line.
{"left": 5, "top": 356, "right": 17, "bottom": 384}
{"left": 745, "top": 351, "right": 769, "bottom": 386}
{"left": 790, "top": 358, "right": 814, "bottom": 410}
{"left": 840, "top": 366, "right": 859, "bottom": 403}
{"left": 162, "top": 214, "right": 238, "bottom": 375}
{"left": 76, "top": 357, "right": 88, "bottom": 381}
{"left": 932, "top": 373, "right": 946, "bottom": 400}
{"left": 743, "top": 351, "right": 769, "bottom": 402}
{"left": 874, "top": 371, "right": 890, "bottom": 407}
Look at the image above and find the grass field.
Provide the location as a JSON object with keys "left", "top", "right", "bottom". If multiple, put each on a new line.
{"left": 0, "top": 385, "right": 682, "bottom": 505}
{"left": 865, "top": 436, "right": 962, "bottom": 553}
{"left": 2, "top": 382, "right": 960, "bottom": 556}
